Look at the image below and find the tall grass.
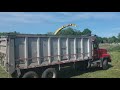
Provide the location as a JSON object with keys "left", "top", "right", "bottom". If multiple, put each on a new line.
{"left": 99, "top": 43, "right": 120, "bottom": 52}
{"left": 108, "top": 45, "right": 120, "bottom": 52}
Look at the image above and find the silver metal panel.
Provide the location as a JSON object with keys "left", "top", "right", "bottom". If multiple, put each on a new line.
{"left": 81, "top": 38, "right": 84, "bottom": 60}
{"left": 48, "top": 38, "right": 51, "bottom": 63}
{"left": 69, "top": 38, "right": 74, "bottom": 60}
{"left": 88, "top": 39, "right": 90, "bottom": 58}
{"left": 14, "top": 37, "right": 27, "bottom": 68}
{"left": 40, "top": 38, "right": 49, "bottom": 63}
{"left": 8, "top": 39, "right": 15, "bottom": 74}
{"left": 66, "top": 38, "right": 69, "bottom": 60}
{"left": 28, "top": 38, "right": 37, "bottom": 65}
{"left": 0, "top": 38, "right": 7, "bottom": 54}
{"left": 15, "top": 38, "right": 25, "bottom": 62}
{"left": 88, "top": 38, "right": 92, "bottom": 59}
{"left": 0, "top": 35, "right": 94, "bottom": 72}
{"left": 51, "top": 38, "right": 58, "bottom": 62}
{"left": 0, "top": 38, "right": 7, "bottom": 68}
{"left": 37, "top": 38, "right": 40, "bottom": 65}
{"left": 76, "top": 38, "right": 81, "bottom": 59}
{"left": 25, "top": 37, "right": 28, "bottom": 67}
{"left": 74, "top": 38, "right": 77, "bottom": 60}
{"left": 60, "top": 38, "right": 67, "bottom": 60}
{"left": 58, "top": 38, "right": 61, "bottom": 61}
{"left": 83, "top": 38, "right": 89, "bottom": 58}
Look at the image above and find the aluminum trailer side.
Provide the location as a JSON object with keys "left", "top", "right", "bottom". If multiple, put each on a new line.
{"left": 0, "top": 34, "right": 95, "bottom": 78}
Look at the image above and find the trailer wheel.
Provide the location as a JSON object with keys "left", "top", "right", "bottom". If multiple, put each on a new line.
{"left": 102, "top": 59, "right": 108, "bottom": 70}
{"left": 22, "top": 71, "right": 39, "bottom": 78}
{"left": 41, "top": 68, "right": 57, "bottom": 78}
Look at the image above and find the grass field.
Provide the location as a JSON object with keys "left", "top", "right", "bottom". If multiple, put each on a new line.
{"left": 0, "top": 44, "right": 120, "bottom": 78}
{"left": 72, "top": 51, "right": 120, "bottom": 78}
{"left": 0, "top": 67, "right": 9, "bottom": 78}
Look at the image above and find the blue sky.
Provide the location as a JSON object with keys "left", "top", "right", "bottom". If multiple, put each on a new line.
{"left": 0, "top": 12, "right": 120, "bottom": 37}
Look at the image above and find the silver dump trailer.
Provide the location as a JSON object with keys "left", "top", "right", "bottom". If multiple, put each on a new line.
{"left": 0, "top": 34, "right": 96, "bottom": 78}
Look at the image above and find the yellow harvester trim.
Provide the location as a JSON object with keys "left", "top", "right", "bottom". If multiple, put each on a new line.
{"left": 54, "top": 24, "right": 77, "bottom": 35}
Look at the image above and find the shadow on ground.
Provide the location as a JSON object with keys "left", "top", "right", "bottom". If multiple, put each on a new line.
{"left": 57, "top": 64, "right": 113, "bottom": 78}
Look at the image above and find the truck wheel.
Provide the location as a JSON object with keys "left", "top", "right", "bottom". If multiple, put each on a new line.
{"left": 22, "top": 71, "right": 39, "bottom": 78}
{"left": 41, "top": 68, "right": 57, "bottom": 78}
{"left": 102, "top": 59, "right": 108, "bottom": 70}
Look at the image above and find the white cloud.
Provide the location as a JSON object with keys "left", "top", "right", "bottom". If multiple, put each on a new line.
{"left": 84, "top": 12, "right": 117, "bottom": 19}
{"left": 56, "top": 12, "right": 73, "bottom": 16}
{"left": 0, "top": 12, "right": 119, "bottom": 25}
{"left": 0, "top": 12, "right": 120, "bottom": 36}
{"left": 49, "top": 12, "right": 120, "bottom": 22}
{"left": 112, "top": 27, "right": 120, "bottom": 31}
{"left": 0, "top": 12, "right": 55, "bottom": 24}
{"left": 97, "top": 29, "right": 120, "bottom": 37}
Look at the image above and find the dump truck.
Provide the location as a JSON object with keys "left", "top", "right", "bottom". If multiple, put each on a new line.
{"left": 0, "top": 23, "right": 111, "bottom": 78}
{"left": 0, "top": 34, "right": 111, "bottom": 78}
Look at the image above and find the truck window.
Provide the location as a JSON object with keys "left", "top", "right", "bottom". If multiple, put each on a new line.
{"left": 93, "top": 42, "right": 98, "bottom": 49}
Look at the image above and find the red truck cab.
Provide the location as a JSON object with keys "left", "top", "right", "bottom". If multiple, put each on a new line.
{"left": 91, "top": 37, "right": 111, "bottom": 69}
{"left": 98, "top": 49, "right": 111, "bottom": 62}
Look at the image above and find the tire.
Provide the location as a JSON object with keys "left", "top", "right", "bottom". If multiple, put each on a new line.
{"left": 22, "top": 71, "right": 39, "bottom": 78}
{"left": 41, "top": 68, "right": 57, "bottom": 78}
{"left": 102, "top": 59, "right": 108, "bottom": 70}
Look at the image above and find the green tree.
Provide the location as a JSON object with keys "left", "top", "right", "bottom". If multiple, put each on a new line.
{"left": 74, "top": 30, "right": 82, "bottom": 35}
{"left": 47, "top": 32, "right": 54, "bottom": 35}
{"left": 107, "top": 36, "right": 119, "bottom": 43}
{"left": 118, "top": 33, "right": 120, "bottom": 42}
{"left": 0, "top": 31, "right": 20, "bottom": 36}
{"left": 49, "top": 27, "right": 92, "bottom": 36}
{"left": 58, "top": 27, "right": 75, "bottom": 35}
{"left": 108, "top": 37, "right": 113, "bottom": 43}
{"left": 82, "top": 28, "right": 92, "bottom": 36}
{"left": 112, "top": 36, "right": 117, "bottom": 43}
{"left": 102, "top": 37, "right": 108, "bottom": 43}
{"left": 96, "top": 35, "right": 103, "bottom": 43}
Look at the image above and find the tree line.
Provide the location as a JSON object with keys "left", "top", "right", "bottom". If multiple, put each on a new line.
{"left": 47, "top": 27, "right": 120, "bottom": 44}
{"left": 0, "top": 31, "right": 20, "bottom": 36}
{"left": 0, "top": 28, "right": 120, "bottom": 44}
{"left": 47, "top": 28, "right": 92, "bottom": 36}
{"left": 96, "top": 35, "right": 120, "bottom": 44}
